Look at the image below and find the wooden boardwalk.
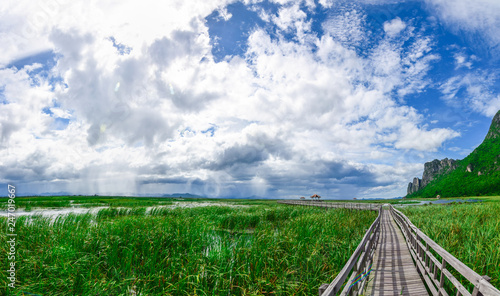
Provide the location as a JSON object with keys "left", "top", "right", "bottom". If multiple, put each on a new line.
{"left": 364, "top": 209, "right": 428, "bottom": 296}
{"left": 278, "top": 200, "right": 500, "bottom": 296}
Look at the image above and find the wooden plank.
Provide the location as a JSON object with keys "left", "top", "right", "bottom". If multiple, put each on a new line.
{"left": 279, "top": 201, "right": 500, "bottom": 296}
{"left": 365, "top": 209, "right": 429, "bottom": 296}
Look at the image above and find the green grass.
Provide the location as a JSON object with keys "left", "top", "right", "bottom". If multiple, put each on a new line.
{"left": 0, "top": 196, "right": 179, "bottom": 210}
{"left": 474, "top": 195, "right": 500, "bottom": 202}
{"left": 402, "top": 202, "right": 500, "bottom": 290}
{"left": 0, "top": 202, "right": 377, "bottom": 295}
{"left": 305, "top": 199, "right": 418, "bottom": 204}
{"left": 0, "top": 195, "right": 421, "bottom": 211}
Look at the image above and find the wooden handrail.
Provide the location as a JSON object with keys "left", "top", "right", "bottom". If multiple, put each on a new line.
{"left": 277, "top": 200, "right": 380, "bottom": 211}
{"left": 320, "top": 206, "right": 381, "bottom": 296}
{"left": 390, "top": 205, "right": 500, "bottom": 296}
{"left": 277, "top": 200, "right": 382, "bottom": 296}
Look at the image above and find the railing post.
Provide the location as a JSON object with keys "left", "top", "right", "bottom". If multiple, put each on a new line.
{"left": 412, "top": 230, "right": 416, "bottom": 250}
{"left": 438, "top": 259, "right": 447, "bottom": 296}
{"left": 417, "top": 234, "right": 423, "bottom": 259}
{"left": 319, "top": 283, "right": 329, "bottom": 296}
{"left": 415, "top": 233, "right": 420, "bottom": 259}
{"left": 351, "top": 260, "right": 359, "bottom": 296}
{"left": 473, "top": 275, "right": 491, "bottom": 296}
{"left": 425, "top": 243, "right": 430, "bottom": 268}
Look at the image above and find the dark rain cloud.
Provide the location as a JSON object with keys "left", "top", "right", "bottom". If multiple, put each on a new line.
{"left": 205, "top": 132, "right": 290, "bottom": 172}
{"left": 0, "top": 121, "right": 20, "bottom": 145}
{"left": 137, "top": 176, "right": 189, "bottom": 185}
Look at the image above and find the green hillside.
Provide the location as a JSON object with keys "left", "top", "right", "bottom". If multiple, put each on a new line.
{"left": 407, "top": 110, "right": 500, "bottom": 198}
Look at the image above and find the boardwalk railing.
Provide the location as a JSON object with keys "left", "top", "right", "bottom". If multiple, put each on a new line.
{"left": 278, "top": 200, "right": 382, "bottom": 295}
{"left": 390, "top": 205, "right": 500, "bottom": 296}
{"left": 319, "top": 207, "right": 381, "bottom": 296}
{"left": 277, "top": 200, "right": 380, "bottom": 211}
{"left": 278, "top": 200, "right": 381, "bottom": 295}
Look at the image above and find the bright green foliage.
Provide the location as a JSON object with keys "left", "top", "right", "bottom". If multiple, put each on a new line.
{"left": 0, "top": 204, "right": 376, "bottom": 295}
{"left": 402, "top": 203, "right": 500, "bottom": 289}
{"left": 407, "top": 134, "right": 500, "bottom": 198}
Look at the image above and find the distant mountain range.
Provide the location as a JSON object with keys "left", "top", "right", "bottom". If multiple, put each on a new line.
{"left": 161, "top": 193, "right": 205, "bottom": 198}
{"left": 7, "top": 192, "right": 269, "bottom": 199}
{"left": 406, "top": 110, "right": 500, "bottom": 198}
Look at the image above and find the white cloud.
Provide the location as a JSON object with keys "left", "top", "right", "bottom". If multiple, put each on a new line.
{"left": 0, "top": 0, "right": 235, "bottom": 64}
{"left": 383, "top": 17, "right": 406, "bottom": 37}
{"left": 425, "top": 0, "right": 500, "bottom": 51}
{"left": 369, "top": 30, "right": 440, "bottom": 97}
{"left": 322, "top": 8, "right": 366, "bottom": 48}
{"left": 271, "top": 4, "right": 311, "bottom": 43}
{"left": 395, "top": 124, "right": 460, "bottom": 151}
{"left": 440, "top": 72, "right": 500, "bottom": 117}
{"left": 0, "top": 0, "right": 463, "bottom": 199}
{"left": 454, "top": 53, "right": 472, "bottom": 69}
{"left": 216, "top": 7, "right": 233, "bottom": 21}
{"left": 49, "top": 108, "right": 72, "bottom": 119}
{"left": 318, "top": 0, "right": 336, "bottom": 9}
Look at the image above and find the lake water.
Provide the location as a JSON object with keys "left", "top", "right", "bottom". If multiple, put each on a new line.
{"left": 395, "top": 199, "right": 481, "bottom": 207}
{"left": 0, "top": 201, "right": 248, "bottom": 218}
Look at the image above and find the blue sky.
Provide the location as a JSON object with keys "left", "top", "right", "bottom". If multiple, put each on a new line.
{"left": 0, "top": 0, "right": 499, "bottom": 198}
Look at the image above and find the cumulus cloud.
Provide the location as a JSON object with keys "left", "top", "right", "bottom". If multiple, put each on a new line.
{"left": 395, "top": 124, "right": 460, "bottom": 151}
{"left": 0, "top": 0, "right": 470, "bottom": 199}
{"left": 383, "top": 17, "right": 406, "bottom": 37}
{"left": 425, "top": 0, "right": 500, "bottom": 51}
{"left": 271, "top": 3, "right": 312, "bottom": 43}
{"left": 216, "top": 7, "right": 233, "bottom": 21}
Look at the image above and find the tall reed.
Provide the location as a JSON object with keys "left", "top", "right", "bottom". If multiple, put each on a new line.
{"left": 0, "top": 203, "right": 376, "bottom": 295}
{"left": 402, "top": 202, "right": 500, "bottom": 289}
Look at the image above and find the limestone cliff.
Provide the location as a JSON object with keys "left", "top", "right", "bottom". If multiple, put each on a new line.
{"left": 422, "top": 158, "right": 457, "bottom": 186}
{"left": 407, "top": 177, "right": 422, "bottom": 195}
{"left": 407, "top": 158, "right": 457, "bottom": 195}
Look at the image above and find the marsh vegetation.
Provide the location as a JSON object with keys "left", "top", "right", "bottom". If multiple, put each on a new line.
{"left": 0, "top": 200, "right": 377, "bottom": 295}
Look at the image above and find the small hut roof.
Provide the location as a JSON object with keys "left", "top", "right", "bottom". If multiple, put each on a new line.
{"left": 311, "top": 194, "right": 321, "bottom": 198}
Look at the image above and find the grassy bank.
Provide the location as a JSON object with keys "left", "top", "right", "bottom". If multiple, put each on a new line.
{"left": 401, "top": 202, "right": 500, "bottom": 289}
{"left": 0, "top": 195, "right": 422, "bottom": 211}
{"left": 1, "top": 203, "right": 377, "bottom": 295}
{"left": 0, "top": 195, "right": 179, "bottom": 210}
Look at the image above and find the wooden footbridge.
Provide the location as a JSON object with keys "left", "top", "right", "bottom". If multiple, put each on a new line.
{"left": 277, "top": 201, "right": 500, "bottom": 296}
